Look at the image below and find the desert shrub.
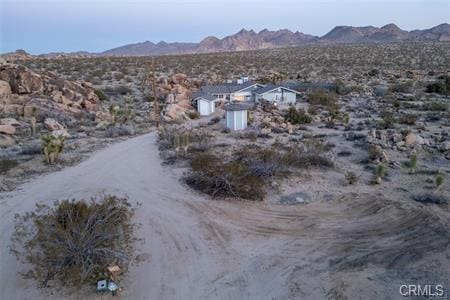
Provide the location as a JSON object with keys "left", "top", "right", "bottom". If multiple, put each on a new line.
{"left": 185, "top": 152, "right": 266, "bottom": 200}
{"left": 379, "top": 110, "right": 396, "bottom": 129}
{"left": 41, "top": 135, "right": 65, "bottom": 165}
{"left": 283, "top": 139, "right": 334, "bottom": 168}
{"left": 158, "top": 126, "right": 214, "bottom": 153}
{"left": 308, "top": 90, "right": 336, "bottom": 108}
{"left": 94, "top": 89, "right": 108, "bottom": 101}
{"left": 10, "top": 195, "right": 135, "bottom": 287}
{"left": 345, "top": 171, "right": 359, "bottom": 185}
{"left": 399, "top": 113, "right": 417, "bottom": 125}
{"left": 422, "top": 101, "right": 448, "bottom": 111}
{"left": 234, "top": 146, "right": 289, "bottom": 179}
{"left": 425, "top": 76, "right": 450, "bottom": 95}
{"left": 188, "top": 111, "right": 200, "bottom": 119}
{"left": 389, "top": 81, "right": 413, "bottom": 93}
{"left": 115, "top": 85, "right": 132, "bottom": 95}
{"left": 0, "top": 159, "right": 18, "bottom": 173}
{"left": 435, "top": 174, "right": 444, "bottom": 189}
{"left": 368, "top": 69, "right": 379, "bottom": 77}
{"left": 285, "top": 107, "right": 312, "bottom": 124}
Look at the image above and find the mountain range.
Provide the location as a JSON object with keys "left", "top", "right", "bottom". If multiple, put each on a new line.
{"left": 3, "top": 23, "right": 450, "bottom": 58}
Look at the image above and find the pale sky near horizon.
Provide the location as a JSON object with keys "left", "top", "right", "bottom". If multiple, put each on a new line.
{"left": 0, "top": 0, "right": 448, "bottom": 54}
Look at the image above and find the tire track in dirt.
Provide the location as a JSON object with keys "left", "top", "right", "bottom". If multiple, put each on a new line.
{"left": 1, "top": 133, "right": 448, "bottom": 300}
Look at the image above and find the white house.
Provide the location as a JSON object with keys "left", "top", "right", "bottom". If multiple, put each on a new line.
{"left": 192, "top": 78, "right": 302, "bottom": 116}
{"left": 225, "top": 103, "right": 249, "bottom": 131}
{"left": 253, "top": 85, "right": 301, "bottom": 104}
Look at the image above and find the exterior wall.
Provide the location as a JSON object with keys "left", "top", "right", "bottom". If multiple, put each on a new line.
{"left": 198, "top": 99, "right": 215, "bottom": 116}
{"left": 226, "top": 110, "right": 248, "bottom": 130}
{"left": 232, "top": 91, "right": 252, "bottom": 102}
{"left": 226, "top": 111, "right": 234, "bottom": 129}
{"left": 261, "top": 90, "right": 297, "bottom": 104}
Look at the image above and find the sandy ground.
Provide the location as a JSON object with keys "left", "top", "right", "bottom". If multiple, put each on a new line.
{"left": 1, "top": 133, "right": 448, "bottom": 300}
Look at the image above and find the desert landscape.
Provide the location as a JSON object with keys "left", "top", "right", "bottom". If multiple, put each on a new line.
{"left": 0, "top": 5, "right": 449, "bottom": 299}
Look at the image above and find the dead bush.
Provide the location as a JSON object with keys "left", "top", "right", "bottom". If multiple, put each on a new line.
{"left": 10, "top": 195, "right": 136, "bottom": 288}
{"left": 185, "top": 152, "right": 266, "bottom": 200}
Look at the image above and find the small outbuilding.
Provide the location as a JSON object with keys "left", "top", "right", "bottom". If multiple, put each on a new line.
{"left": 225, "top": 103, "right": 250, "bottom": 131}
{"left": 192, "top": 93, "right": 219, "bottom": 116}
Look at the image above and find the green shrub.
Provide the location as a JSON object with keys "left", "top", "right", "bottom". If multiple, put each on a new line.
{"left": 94, "top": 89, "right": 107, "bottom": 101}
{"left": 308, "top": 90, "right": 336, "bottom": 107}
{"left": 285, "top": 107, "right": 312, "bottom": 124}
{"left": 435, "top": 174, "right": 444, "bottom": 189}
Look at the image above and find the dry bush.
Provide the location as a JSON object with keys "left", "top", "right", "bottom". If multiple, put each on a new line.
{"left": 185, "top": 152, "right": 266, "bottom": 200}
{"left": 10, "top": 195, "right": 135, "bottom": 288}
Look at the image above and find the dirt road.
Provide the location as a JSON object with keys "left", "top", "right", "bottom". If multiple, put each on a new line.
{"left": 1, "top": 134, "right": 448, "bottom": 299}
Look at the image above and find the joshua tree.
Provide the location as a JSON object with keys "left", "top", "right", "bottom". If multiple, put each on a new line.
{"left": 182, "top": 133, "right": 191, "bottom": 154}
{"left": 373, "top": 163, "right": 386, "bottom": 184}
{"left": 41, "top": 134, "right": 65, "bottom": 165}
{"left": 30, "top": 106, "right": 37, "bottom": 136}
{"left": 409, "top": 153, "right": 418, "bottom": 174}
{"left": 109, "top": 104, "right": 120, "bottom": 125}
{"left": 435, "top": 174, "right": 444, "bottom": 190}
{"left": 122, "top": 95, "right": 135, "bottom": 124}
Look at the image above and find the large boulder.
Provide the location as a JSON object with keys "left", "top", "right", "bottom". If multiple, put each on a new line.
{"left": 0, "top": 63, "right": 44, "bottom": 94}
{"left": 0, "top": 80, "right": 11, "bottom": 95}
{"left": 404, "top": 133, "right": 417, "bottom": 145}
{"left": 0, "top": 134, "right": 15, "bottom": 147}
{"left": 171, "top": 73, "right": 188, "bottom": 85}
{"left": 0, "top": 124, "right": 16, "bottom": 135}
{"left": 44, "top": 118, "right": 70, "bottom": 138}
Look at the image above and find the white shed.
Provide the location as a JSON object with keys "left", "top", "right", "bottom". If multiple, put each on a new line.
{"left": 225, "top": 103, "right": 250, "bottom": 131}
{"left": 193, "top": 94, "right": 218, "bottom": 116}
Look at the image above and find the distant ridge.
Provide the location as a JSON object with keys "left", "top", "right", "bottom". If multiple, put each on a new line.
{"left": 2, "top": 23, "right": 449, "bottom": 58}
{"left": 100, "top": 23, "right": 450, "bottom": 56}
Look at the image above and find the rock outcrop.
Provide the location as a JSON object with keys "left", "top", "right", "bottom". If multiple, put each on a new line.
{"left": 0, "top": 63, "right": 105, "bottom": 124}
{"left": 158, "top": 73, "right": 196, "bottom": 121}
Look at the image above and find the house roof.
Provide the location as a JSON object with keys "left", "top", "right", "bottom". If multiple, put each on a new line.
{"left": 192, "top": 91, "right": 218, "bottom": 101}
{"left": 254, "top": 85, "right": 301, "bottom": 95}
{"left": 200, "top": 82, "right": 261, "bottom": 94}
{"left": 225, "top": 103, "right": 252, "bottom": 111}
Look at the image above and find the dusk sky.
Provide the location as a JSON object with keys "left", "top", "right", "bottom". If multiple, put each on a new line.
{"left": 0, "top": 0, "right": 448, "bottom": 54}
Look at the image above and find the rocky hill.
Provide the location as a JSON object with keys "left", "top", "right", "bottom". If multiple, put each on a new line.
{"left": 321, "top": 23, "right": 449, "bottom": 43}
